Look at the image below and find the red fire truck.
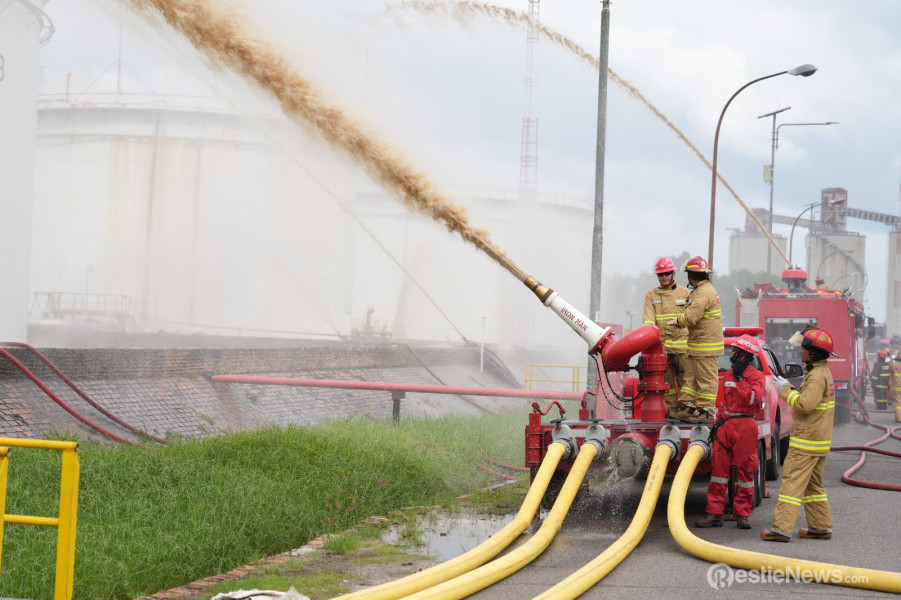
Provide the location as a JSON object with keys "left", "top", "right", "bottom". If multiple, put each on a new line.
{"left": 736, "top": 267, "right": 875, "bottom": 423}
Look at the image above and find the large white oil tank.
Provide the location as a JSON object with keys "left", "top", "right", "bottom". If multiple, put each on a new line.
{"left": 0, "top": 0, "right": 52, "bottom": 341}
{"left": 32, "top": 89, "right": 358, "bottom": 341}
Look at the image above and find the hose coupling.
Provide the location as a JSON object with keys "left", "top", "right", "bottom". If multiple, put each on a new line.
{"left": 688, "top": 425, "right": 712, "bottom": 461}
{"left": 551, "top": 423, "right": 577, "bottom": 459}
{"left": 582, "top": 424, "right": 609, "bottom": 459}
{"left": 656, "top": 424, "right": 682, "bottom": 462}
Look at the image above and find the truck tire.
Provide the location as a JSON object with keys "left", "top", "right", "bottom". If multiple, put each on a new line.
{"left": 835, "top": 404, "right": 851, "bottom": 424}
{"left": 765, "top": 422, "right": 781, "bottom": 480}
{"left": 754, "top": 441, "right": 764, "bottom": 507}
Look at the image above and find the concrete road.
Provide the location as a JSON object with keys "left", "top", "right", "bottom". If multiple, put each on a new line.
{"left": 466, "top": 407, "right": 901, "bottom": 599}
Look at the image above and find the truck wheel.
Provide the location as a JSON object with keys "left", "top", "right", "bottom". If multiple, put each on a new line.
{"left": 765, "top": 422, "right": 781, "bottom": 481}
{"left": 835, "top": 404, "right": 851, "bottom": 425}
{"left": 754, "top": 441, "right": 764, "bottom": 507}
{"left": 779, "top": 432, "right": 789, "bottom": 465}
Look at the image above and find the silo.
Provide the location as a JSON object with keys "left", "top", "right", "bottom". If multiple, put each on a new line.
{"left": 0, "top": 0, "right": 52, "bottom": 340}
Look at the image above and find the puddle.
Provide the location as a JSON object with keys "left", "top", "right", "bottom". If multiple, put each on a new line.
{"left": 381, "top": 511, "right": 516, "bottom": 561}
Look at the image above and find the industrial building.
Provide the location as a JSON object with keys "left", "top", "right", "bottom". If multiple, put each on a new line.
{"left": 729, "top": 187, "right": 901, "bottom": 334}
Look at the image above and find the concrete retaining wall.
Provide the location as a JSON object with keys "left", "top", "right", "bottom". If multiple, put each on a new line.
{"left": 0, "top": 343, "right": 523, "bottom": 443}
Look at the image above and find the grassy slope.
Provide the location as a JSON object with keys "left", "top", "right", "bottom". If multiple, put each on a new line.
{"left": 0, "top": 408, "right": 528, "bottom": 600}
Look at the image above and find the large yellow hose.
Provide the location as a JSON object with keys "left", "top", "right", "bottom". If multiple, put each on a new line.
{"left": 400, "top": 442, "right": 600, "bottom": 600}
{"left": 669, "top": 443, "right": 901, "bottom": 593}
{"left": 531, "top": 443, "right": 673, "bottom": 600}
{"left": 332, "top": 442, "right": 568, "bottom": 600}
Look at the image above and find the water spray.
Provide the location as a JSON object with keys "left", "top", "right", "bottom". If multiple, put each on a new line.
{"left": 390, "top": 0, "right": 791, "bottom": 268}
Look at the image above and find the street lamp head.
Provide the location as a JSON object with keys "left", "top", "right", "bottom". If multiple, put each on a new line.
{"left": 788, "top": 64, "right": 817, "bottom": 77}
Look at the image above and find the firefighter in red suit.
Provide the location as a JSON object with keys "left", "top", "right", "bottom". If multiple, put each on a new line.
{"left": 695, "top": 335, "right": 764, "bottom": 529}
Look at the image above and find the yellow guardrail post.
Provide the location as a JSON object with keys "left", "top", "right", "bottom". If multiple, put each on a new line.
{"left": 0, "top": 438, "right": 80, "bottom": 600}
{"left": 55, "top": 446, "right": 80, "bottom": 600}
{"left": 0, "top": 447, "right": 9, "bottom": 572}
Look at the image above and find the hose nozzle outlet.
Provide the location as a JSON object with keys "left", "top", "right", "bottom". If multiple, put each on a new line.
{"left": 583, "top": 424, "right": 609, "bottom": 459}
{"left": 551, "top": 423, "right": 577, "bottom": 459}
{"left": 688, "top": 425, "right": 712, "bottom": 461}
{"left": 523, "top": 276, "right": 554, "bottom": 303}
{"left": 609, "top": 436, "right": 650, "bottom": 478}
{"left": 656, "top": 424, "right": 682, "bottom": 462}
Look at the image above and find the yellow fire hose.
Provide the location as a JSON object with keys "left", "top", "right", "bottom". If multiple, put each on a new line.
{"left": 531, "top": 443, "right": 673, "bottom": 600}
{"left": 333, "top": 442, "right": 568, "bottom": 600}
{"left": 399, "top": 442, "right": 600, "bottom": 600}
{"left": 668, "top": 443, "right": 901, "bottom": 593}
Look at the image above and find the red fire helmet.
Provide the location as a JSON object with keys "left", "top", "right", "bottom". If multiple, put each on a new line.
{"left": 802, "top": 328, "right": 839, "bottom": 357}
{"left": 684, "top": 256, "right": 710, "bottom": 274}
{"left": 733, "top": 334, "right": 762, "bottom": 356}
{"left": 654, "top": 257, "right": 676, "bottom": 274}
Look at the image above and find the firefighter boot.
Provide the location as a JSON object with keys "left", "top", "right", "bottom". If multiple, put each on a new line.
{"left": 736, "top": 516, "right": 751, "bottom": 529}
{"left": 694, "top": 513, "right": 723, "bottom": 528}
{"left": 798, "top": 528, "right": 832, "bottom": 540}
{"left": 760, "top": 529, "right": 790, "bottom": 542}
{"left": 673, "top": 405, "right": 698, "bottom": 421}
{"left": 697, "top": 408, "right": 716, "bottom": 423}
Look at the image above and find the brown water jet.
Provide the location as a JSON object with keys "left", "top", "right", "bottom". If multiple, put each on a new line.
{"left": 122, "top": 0, "right": 530, "bottom": 285}
{"left": 387, "top": 0, "right": 790, "bottom": 268}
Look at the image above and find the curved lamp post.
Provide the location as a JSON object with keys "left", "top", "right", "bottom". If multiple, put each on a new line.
{"left": 707, "top": 63, "right": 817, "bottom": 271}
{"left": 816, "top": 248, "right": 854, "bottom": 282}
{"left": 788, "top": 201, "right": 820, "bottom": 266}
{"left": 788, "top": 197, "right": 843, "bottom": 266}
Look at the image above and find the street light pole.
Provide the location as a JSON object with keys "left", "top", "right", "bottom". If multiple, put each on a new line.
{"left": 707, "top": 64, "right": 817, "bottom": 272}
{"left": 759, "top": 106, "right": 791, "bottom": 282}
{"left": 758, "top": 114, "right": 839, "bottom": 280}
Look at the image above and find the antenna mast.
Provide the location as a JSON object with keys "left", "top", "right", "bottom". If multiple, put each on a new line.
{"left": 518, "top": 0, "right": 539, "bottom": 199}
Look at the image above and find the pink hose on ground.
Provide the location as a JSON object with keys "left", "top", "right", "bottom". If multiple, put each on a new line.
{"left": 2, "top": 342, "right": 167, "bottom": 444}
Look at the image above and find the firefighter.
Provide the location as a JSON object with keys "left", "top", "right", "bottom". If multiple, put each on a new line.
{"left": 670, "top": 256, "right": 724, "bottom": 422}
{"left": 871, "top": 348, "right": 891, "bottom": 409}
{"left": 642, "top": 257, "right": 690, "bottom": 415}
{"left": 761, "top": 327, "right": 836, "bottom": 542}
{"left": 815, "top": 274, "right": 828, "bottom": 290}
{"left": 889, "top": 353, "right": 901, "bottom": 407}
{"left": 695, "top": 335, "right": 765, "bottom": 529}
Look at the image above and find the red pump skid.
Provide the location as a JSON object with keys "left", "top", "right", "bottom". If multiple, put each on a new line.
{"left": 525, "top": 324, "right": 712, "bottom": 479}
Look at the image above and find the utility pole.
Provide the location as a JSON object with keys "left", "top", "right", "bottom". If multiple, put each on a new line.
{"left": 588, "top": 0, "right": 610, "bottom": 396}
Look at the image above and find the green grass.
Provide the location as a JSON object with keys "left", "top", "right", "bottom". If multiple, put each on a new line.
{"left": 0, "top": 408, "right": 529, "bottom": 600}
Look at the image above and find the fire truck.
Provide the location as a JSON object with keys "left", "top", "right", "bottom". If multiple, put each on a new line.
{"left": 736, "top": 267, "right": 875, "bottom": 424}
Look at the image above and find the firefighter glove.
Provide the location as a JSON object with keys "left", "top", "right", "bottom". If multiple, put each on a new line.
{"left": 774, "top": 376, "right": 793, "bottom": 394}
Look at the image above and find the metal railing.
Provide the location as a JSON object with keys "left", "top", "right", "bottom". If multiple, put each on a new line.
{"left": 30, "top": 291, "right": 141, "bottom": 331}
{"left": 523, "top": 364, "right": 586, "bottom": 392}
{"left": 350, "top": 318, "right": 393, "bottom": 339}
{"left": 0, "top": 438, "right": 80, "bottom": 600}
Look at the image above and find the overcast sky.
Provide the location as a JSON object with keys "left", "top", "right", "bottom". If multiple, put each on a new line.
{"left": 38, "top": 0, "right": 901, "bottom": 323}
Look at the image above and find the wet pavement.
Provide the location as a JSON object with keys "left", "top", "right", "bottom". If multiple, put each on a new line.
{"left": 399, "top": 407, "right": 901, "bottom": 599}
